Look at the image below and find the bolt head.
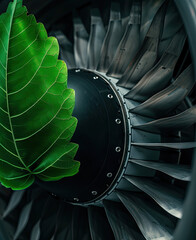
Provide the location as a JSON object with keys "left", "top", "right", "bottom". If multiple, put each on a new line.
{"left": 92, "top": 191, "right": 97, "bottom": 196}
{"left": 107, "top": 94, "right": 113, "bottom": 99}
{"left": 107, "top": 172, "right": 113, "bottom": 178}
{"left": 115, "top": 118, "right": 121, "bottom": 124}
{"left": 115, "top": 147, "right": 121, "bottom": 152}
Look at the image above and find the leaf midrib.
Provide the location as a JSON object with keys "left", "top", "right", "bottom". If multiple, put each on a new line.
{"left": 5, "top": 1, "right": 31, "bottom": 172}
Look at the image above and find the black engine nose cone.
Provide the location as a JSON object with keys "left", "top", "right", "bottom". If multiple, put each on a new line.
{"left": 36, "top": 69, "right": 128, "bottom": 204}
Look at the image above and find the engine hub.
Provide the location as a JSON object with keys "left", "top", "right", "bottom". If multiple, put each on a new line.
{"left": 36, "top": 69, "right": 130, "bottom": 204}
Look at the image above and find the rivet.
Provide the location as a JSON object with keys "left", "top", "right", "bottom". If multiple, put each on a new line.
{"left": 115, "top": 118, "right": 121, "bottom": 124}
{"left": 75, "top": 69, "right": 80, "bottom": 72}
{"left": 73, "top": 198, "right": 79, "bottom": 202}
{"left": 92, "top": 191, "right": 97, "bottom": 196}
{"left": 115, "top": 147, "right": 121, "bottom": 152}
{"left": 93, "top": 76, "right": 99, "bottom": 79}
{"left": 107, "top": 172, "right": 112, "bottom": 178}
{"left": 107, "top": 94, "right": 113, "bottom": 99}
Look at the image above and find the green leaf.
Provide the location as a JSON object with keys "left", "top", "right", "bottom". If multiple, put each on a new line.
{"left": 0, "top": 0, "right": 80, "bottom": 190}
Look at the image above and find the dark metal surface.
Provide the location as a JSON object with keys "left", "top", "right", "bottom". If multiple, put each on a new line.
{"left": 103, "top": 200, "right": 145, "bottom": 240}
{"left": 117, "top": 0, "right": 168, "bottom": 89}
{"left": 133, "top": 106, "right": 196, "bottom": 134}
{"left": 72, "top": 206, "right": 91, "bottom": 240}
{"left": 88, "top": 206, "right": 114, "bottom": 240}
{"left": 117, "top": 191, "right": 175, "bottom": 240}
{"left": 125, "top": 176, "right": 184, "bottom": 218}
{"left": 107, "top": 0, "right": 141, "bottom": 78}
{"left": 173, "top": 0, "right": 196, "bottom": 239}
{"left": 36, "top": 69, "right": 128, "bottom": 204}
{"left": 129, "top": 65, "right": 194, "bottom": 118}
{"left": 130, "top": 159, "right": 191, "bottom": 181}
{"left": 87, "top": 8, "right": 106, "bottom": 70}
{"left": 125, "top": 28, "right": 187, "bottom": 102}
{"left": 132, "top": 142, "right": 196, "bottom": 150}
{"left": 97, "top": 1, "right": 124, "bottom": 73}
{"left": 73, "top": 15, "right": 89, "bottom": 68}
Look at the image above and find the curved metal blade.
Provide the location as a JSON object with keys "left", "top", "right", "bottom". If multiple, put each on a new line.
{"left": 106, "top": 0, "right": 141, "bottom": 78}
{"left": 130, "top": 159, "right": 191, "bottom": 181}
{"left": 0, "top": 198, "right": 6, "bottom": 217}
{"left": 158, "top": 1, "right": 184, "bottom": 57}
{"left": 125, "top": 176, "right": 184, "bottom": 218}
{"left": 51, "top": 30, "right": 76, "bottom": 69}
{"left": 121, "top": 0, "right": 133, "bottom": 30}
{"left": 3, "top": 190, "right": 25, "bottom": 218}
{"left": 52, "top": 204, "right": 73, "bottom": 240}
{"left": 117, "top": 0, "right": 168, "bottom": 89}
{"left": 140, "top": 0, "right": 164, "bottom": 42}
{"left": 0, "top": 219, "right": 14, "bottom": 240}
{"left": 132, "top": 142, "right": 196, "bottom": 150}
{"left": 133, "top": 106, "right": 196, "bottom": 133}
{"left": 129, "top": 65, "right": 194, "bottom": 118}
{"left": 72, "top": 206, "right": 91, "bottom": 240}
{"left": 73, "top": 14, "right": 89, "bottom": 68}
{"left": 38, "top": 197, "right": 60, "bottom": 240}
{"left": 140, "top": 0, "right": 182, "bottom": 44}
{"left": 88, "top": 206, "right": 114, "bottom": 240}
{"left": 161, "top": 1, "right": 183, "bottom": 39}
{"left": 27, "top": 194, "right": 48, "bottom": 240}
{"left": 103, "top": 200, "right": 145, "bottom": 240}
{"left": 87, "top": 8, "right": 106, "bottom": 70}
{"left": 97, "top": 1, "right": 124, "bottom": 73}
{"left": 30, "top": 220, "right": 40, "bottom": 240}
{"left": 125, "top": 28, "right": 187, "bottom": 102}
{"left": 26, "top": 194, "right": 60, "bottom": 240}
{"left": 117, "top": 191, "right": 174, "bottom": 240}
{"left": 14, "top": 201, "right": 33, "bottom": 240}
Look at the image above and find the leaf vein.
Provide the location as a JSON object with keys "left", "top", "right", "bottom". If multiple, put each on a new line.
{"left": 0, "top": 158, "right": 26, "bottom": 170}
{"left": 15, "top": 91, "right": 72, "bottom": 141}
{"left": 5, "top": 1, "right": 31, "bottom": 172}
{"left": 10, "top": 65, "right": 64, "bottom": 118}
{"left": 0, "top": 86, "right": 6, "bottom": 93}
{"left": 0, "top": 143, "right": 20, "bottom": 158}
{"left": 8, "top": 39, "right": 55, "bottom": 95}
{"left": 8, "top": 26, "right": 41, "bottom": 60}
{"left": 7, "top": 55, "right": 34, "bottom": 75}
{"left": 0, "top": 59, "right": 6, "bottom": 69}
{"left": 33, "top": 145, "right": 77, "bottom": 174}
{"left": 0, "top": 37, "right": 8, "bottom": 53}
{"left": 27, "top": 119, "right": 76, "bottom": 168}
{"left": 9, "top": 18, "right": 33, "bottom": 40}
{"left": 4, "top": 173, "right": 31, "bottom": 180}
{"left": 0, "top": 106, "right": 8, "bottom": 114}
{"left": 0, "top": 122, "right": 12, "bottom": 133}
{"left": 1, "top": 20, "right": 9, "bottom": 34}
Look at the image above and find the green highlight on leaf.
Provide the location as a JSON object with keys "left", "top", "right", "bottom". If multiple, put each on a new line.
{"left": 0, "top": 0, "right": 80, "bottom": 190}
